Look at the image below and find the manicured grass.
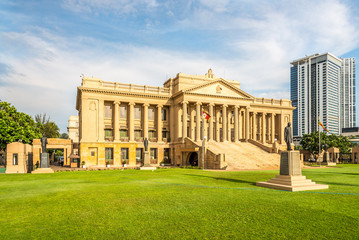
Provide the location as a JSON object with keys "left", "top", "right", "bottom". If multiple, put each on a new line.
{"left": 0, "top": 165, "right": 358, "bottom": 239}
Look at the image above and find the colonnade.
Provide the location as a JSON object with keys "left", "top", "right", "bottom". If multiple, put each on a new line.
{"left": 179, "top": 101, "right": 281, "bottom": 144}
{"left": 98, "top": 100, "right": 164, "bottom": 142}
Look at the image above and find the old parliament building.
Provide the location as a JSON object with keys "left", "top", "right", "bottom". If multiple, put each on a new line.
{"left": 76, "top": 69, "right": 294, "bottom": 169}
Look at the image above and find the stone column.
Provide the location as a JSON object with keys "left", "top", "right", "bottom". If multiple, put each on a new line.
{"left": 245, "top": 107, "right": 249, "bottom": 141}
{"left": 227, "top": 108, "right": 231, "bottom": 141}
{"left": 114, "top": 101, "right": 120, "bottom": 141}
{"left": 262, "top": 113, "right": 267, "bottom": 144}
{"left": 234, "top": 106, "right": 239, "bottom": 142}
{"left": 280, "top": 114, "right": 284, "bottom": 144}
{"left": 196, "top": 102, "right": 201, "bottom": 141}
{"left": 271, "top": 113, "right": 276, "bottom": 143}
{"left": 190, "top": 105, "right": 195, "bottom": 139}
{"left": 252, "top": 112, "right": 257, "bottom": 141}
{"left": 215, "top": 107, "right": 220, "bottom": 142}
{"left": 98, "top": 99, "right": 104, "bottom": 141}
{"left": 239, "top": 109, "right": 243, "bottom": 140}
{"left": 222, "top": 104, "right": 227, "bottom": 141}
{"left": 128, "top": 102, "right": 135, "bottom": 142}
{"left": 182, "top": 101, "right": 188, "bottom": 140}
{"left": 157, "top": 104, "right": 163, "bottom": 142}
{"left": 143, "top": 103, "right": 149, "bottom": 140}
{"left": 170, "top": 103, "right": 175, "bottom": 142}
{"left": 209, "top": 103, "right": 214, "bottom": 141}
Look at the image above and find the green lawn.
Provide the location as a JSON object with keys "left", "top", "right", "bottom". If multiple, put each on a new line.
{"left": 0, "top": 165, "right": 358, "bottom": 240}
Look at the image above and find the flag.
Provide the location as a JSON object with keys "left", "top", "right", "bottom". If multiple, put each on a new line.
{"left": 319, "top": 120, "right": 330, "bottom": 133}
{"left": 202, "top": 110, "right": 211, "bottom": 120}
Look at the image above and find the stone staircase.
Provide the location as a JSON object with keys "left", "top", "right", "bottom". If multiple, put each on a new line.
{"left": 207, "top": 141, "right": 280, "bottom": 170}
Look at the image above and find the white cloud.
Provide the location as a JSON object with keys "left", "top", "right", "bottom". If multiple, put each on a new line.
{"left": 62, "top": 0, "right": 159, "bottom": 15}
{"left": 2, "top": 0, "right": 359, "bottom": 131}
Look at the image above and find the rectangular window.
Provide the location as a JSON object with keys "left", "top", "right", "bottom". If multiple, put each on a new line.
{"left": 149, "top": 130, "right": 156, "bottom": 140}
{"left": 150, "top": 148, "right": 157, "bottom": 163}
{"left": 120, "top": 105, "right": 127, "bottom": 119}
{"left": 135, "top": 130, "right": 142, "bottom": 138}
{"left": 135, "top": 107, "right": 141, "bottom": 119}
{"left": 121, "top": 148, "right": 129, "bottom": 162}
{"left": 120, "top": 129, "right": 128, "bottom": 137}
{"left": 105, "top": 129, "right": 113, "bottom": 141}
{"left": 162, "top": 130, "right": 167, "bottom": 139}
{"left": 148, "top": 108, "right": 154, "bottom": 120}
{"left": 13, "top": 153, "right": 18, "bottom": 165}
{"left": 136, "top": 148, "right": 143, "bottom": 163}
{"left": 105, "top": 148, "right": 113, "bottom": 164}
{"left": 104, "top": 104, "right": 112, "bottom": 118}
{"left": 162, "top": 108, "right": 167, "bottom": 121}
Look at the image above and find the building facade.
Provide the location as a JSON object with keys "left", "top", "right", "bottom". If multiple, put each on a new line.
{"left": 290, "top": 53, "right": 356, "bottom": 137}
{"left": 67, "top": 115, "right": 79, "bottom": 154}
{"left": 341, "top": 58, "right": 356, "bottom": 130}
{"left": 76, "top": 69, "right": 294, "bottom": 168}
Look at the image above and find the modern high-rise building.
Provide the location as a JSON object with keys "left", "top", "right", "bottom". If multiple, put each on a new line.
{"left": 340, "top": 58, "right": 356, "bottom": 130}
{"left": 290, "top": 53, "right": 356, "bottom": 137}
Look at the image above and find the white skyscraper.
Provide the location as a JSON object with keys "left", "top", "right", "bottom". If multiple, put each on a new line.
{"left": 290, "top": 53, "right": 356, "bottom": 137}
{"left": 340, "top": 58, "right": 356, "bottom": 129}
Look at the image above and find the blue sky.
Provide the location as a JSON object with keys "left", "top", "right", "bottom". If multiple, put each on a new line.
{"left": 1, "top": 0, "right": 359, "bottom": 133}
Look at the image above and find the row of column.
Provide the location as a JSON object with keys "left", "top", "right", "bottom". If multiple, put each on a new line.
{"left": 180, "top": 102, "right": 279, "bottom": 144}
{"left": 99, "top": 100, "right": 163, "bottom": 142}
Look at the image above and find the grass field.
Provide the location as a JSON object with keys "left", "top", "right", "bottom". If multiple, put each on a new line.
{"left": 0, "top": 165, "right": 358, "bottom": 239}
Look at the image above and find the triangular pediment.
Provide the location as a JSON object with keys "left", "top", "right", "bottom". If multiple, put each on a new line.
{"left": 183, "top": 79, "right": 253, "bottom": 99}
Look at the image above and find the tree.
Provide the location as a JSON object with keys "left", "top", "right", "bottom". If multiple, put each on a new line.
{"left": 60, "top": 133, "right": 68, "bottom": 139}
{"left": 35, "top": 113, "right": 60, "bottom": 138}
{"left": 0, "top": 101, "right": 42, "bottom": 150}
{"left": 300, "top": 131, "right": 352, "bottom": 155}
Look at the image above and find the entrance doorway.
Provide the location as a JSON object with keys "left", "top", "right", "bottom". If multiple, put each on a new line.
{"left": 188, "top": 152, "right": 198, "bottom": 166}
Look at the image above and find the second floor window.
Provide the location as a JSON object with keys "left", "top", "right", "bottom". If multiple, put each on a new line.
{"left": 104, "top": 104, "right": 112, "bottom": 118}
{"left": 135, "top": 107, "right": 141, "bottom": 119}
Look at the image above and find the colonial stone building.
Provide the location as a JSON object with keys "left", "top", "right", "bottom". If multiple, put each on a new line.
{"left": 76, "top": 69, "right": 294, "bottom": 169}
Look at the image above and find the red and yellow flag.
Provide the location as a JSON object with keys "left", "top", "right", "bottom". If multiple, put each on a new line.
{"left": 202, "top": 110, "right": 211, "bottom": 120}
{"left": 319, "top": 120, "right": 330, "bottom": 133}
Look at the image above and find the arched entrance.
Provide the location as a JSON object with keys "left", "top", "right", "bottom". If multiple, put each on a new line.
{"left": 188, "top": 152, "right": 198, "bottom": 166}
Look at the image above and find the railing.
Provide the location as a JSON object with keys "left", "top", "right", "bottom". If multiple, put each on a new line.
{"left": 149, "top": 138, "right": 157, "bottom": 142}
{"left": 135, "top": 137, "right": 144, "bottom": 142}
{"left": 254, "top": 98, "right": 292, "bottom": 107}
{"left": 120, "top": 137, "right": 129, "bottom": 142}
{"left": 82, "top": 78, "right": 171, "bottom": 95}
{"left": 248, "top": 139, "right": 273, "bottom": 153}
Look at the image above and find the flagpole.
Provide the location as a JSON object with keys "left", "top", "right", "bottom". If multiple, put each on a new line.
{"left": 318, "top": 116, "right": 321, "bottom": 167}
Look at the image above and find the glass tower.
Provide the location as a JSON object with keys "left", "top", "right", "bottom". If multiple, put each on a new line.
{"left": 290, "top": 53, "right": 355, "bottom": 137}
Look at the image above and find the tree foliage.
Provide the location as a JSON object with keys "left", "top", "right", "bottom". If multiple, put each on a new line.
{"left": 0, "top": 101, "right": 42, "bottom": 150}
{"left": 35, "top": 113, "right": 60, "bottom": 138}
{"left": 60, "top": 133, "right": 68, "bottom": 139}
{"left": 300, "top": 131, "right": 352, "bottom": 155}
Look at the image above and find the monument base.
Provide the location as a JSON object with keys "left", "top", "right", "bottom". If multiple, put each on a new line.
{"left": 322, "top": 162, "right": 337, "bottom": 166}
{"left": 256, "top": 175, "right": 329, "bottom": 192}
{"left": 32, "top": 168, "right": 54, "bottom": 174}
{"left": 256, "top": 150, "right": 329, "bottom": 192}
{"left": 143, "top": 151, "right": 151, "bottom": 167}
{"left": 139, "top": 167, "right": 157, "bottom": 171}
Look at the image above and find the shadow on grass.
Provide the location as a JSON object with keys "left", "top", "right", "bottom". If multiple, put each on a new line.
{"left": 314, "top": 171, "right": 359, "bottom": 176}
{"left": 183, "top": 174, "right": 257, "bottom": 186}
{"left": 318, "top": 181, "right": 359, "bottom": 188}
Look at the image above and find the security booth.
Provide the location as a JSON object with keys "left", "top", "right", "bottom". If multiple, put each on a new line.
{"left": 5, "top": 142, "right": 33, "bottom": 174}
{"left": 69, "top": 154, "right": 80, "bottom": 168}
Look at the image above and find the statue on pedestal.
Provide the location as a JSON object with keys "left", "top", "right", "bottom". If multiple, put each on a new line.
{"left": 41, "top": 136, "right": 48, "bottom": 153}
{"left": 284, "top": 122, "right": 292, "bottom": 151}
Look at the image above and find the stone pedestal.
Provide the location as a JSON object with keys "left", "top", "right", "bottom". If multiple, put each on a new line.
{"left": 322, "top": 151, "right": 336, "bottom": 166}
{"left": 140, "top": 151, "right": 156, "bottom": 170}
{"left": 40, "top": 153, "right": 49, "bottom": 168}
{"left": 32, "top": 168, "right": 54, "bottom": 174}
{"left": 256, "top": 150, "right": 329, "bottom": 192}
